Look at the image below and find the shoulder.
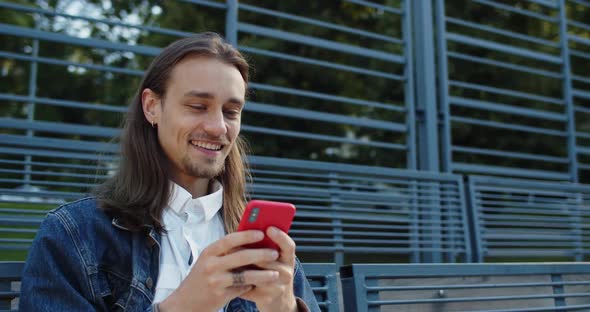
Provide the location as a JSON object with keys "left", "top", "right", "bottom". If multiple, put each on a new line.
{"left": 49, "top": 197, "right": 111, "bottom": 227}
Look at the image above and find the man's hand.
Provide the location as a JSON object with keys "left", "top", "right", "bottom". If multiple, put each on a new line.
{"left": 239, "top": 227, "right": 298, "bottom": 312}
{"left": 158, "top": 230, "right": 280, "bottom": 312}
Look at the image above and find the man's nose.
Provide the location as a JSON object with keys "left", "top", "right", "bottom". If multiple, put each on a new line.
{"left": 203, "top": 109, "right": 227, "bottom": 138}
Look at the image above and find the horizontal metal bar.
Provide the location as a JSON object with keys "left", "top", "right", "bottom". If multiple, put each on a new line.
{"left": 451, "top": 116, "right": 567, "bottom": 136}
{"left": 447, "top": 51, "right": 562, "bottom": 79}
{"left": 249, "top": 156, "right": 462, "bottom": 181}
{"left": 0, "top": 2, "right": 195, "bottom": 38}
{"left": 471, "top": 175, "right": 590, "bottom": 191}
{"left": 0, "top": 146, "right": 115, "bottom": 161}
{"left": 453, "top": 162, "right": 569, "bottom": 180}
{"left": 344, "top": 263, "right": 590, "bottom": 277}
{"left": 576, "top": 147, "right": 590, "bottom": 155}
{"left": 449, "top": 80, "right": 563, "bottom": 105}
{"left": 0, "top": 23, "right": 160, "bottom": 56}
{"left": 241, "top": 125, "right": 407, "bottom": 150}
{"left": 479, "top": 201, "right": 586, "bottom": 213}
{"left": 573, "top": 75, "right": 590, "bottom": 85}
{"left": 446, "top": 17, "right": 559, "bottom": 48}
{"left": 0, "top": 168, "right": 105, "bottom": 180}
{"left": 0, "top": 178, "right": 94, "bottom": 189}
{"left": 574, "top": 106, "right": 590, "bottom": 115}
{"left": 568, "top": 19, "right": 590, "bottom": 32}
{"left": 525, "top": 0, "right": 559, "bottom": 8}
{"left": 472, "top": 0, "right": 559, "bottom": 23}
{"left": 570, "top": 49, "right": 590, "bottom": 61}
{"left": 0, "top": 159, "right": 104, "bottom": 172}
{"left": 238, "top": 46, "right": 404, "bottom": 81}
{"left": 450, "top": 96, "right": 566, "bottom": 121}
{"left": 0, "top": 118, "right": 118, "bottom": 138}
{"left": 372, "top": 280, "right": 590, "bottom": 292}
{"left": 251, "top": 168, "right": 460, "bottom": 190}
{"left": 452, "top": 145, "right": 568, "bottom": 163}
{"left": 574, "top": 89, "right": 590, "bottom": 100}
{"left": 342, "top": 0, "right": 403, "bottom": 14}
{"left": 239, "top": 4, "right": 403, "bottom": 44}
{"left": 570, "top": 33, "right": 590, "bottom": 47}
{"left": 446, "top": 32, "right": 562, "bottom": 64}
{"left": 0, "top": 134, "right": 118, "bottom": 153}
{"left": 368, "top": 292, "right": 590, "bottom": 306}
{"left": 178, "top": 0, "right": 227, "bottom": 9}
{"left": 475, "top": 192, "right": 581, "bottom": 203}
{"left": 248, "top": 82, "right": 405, "bottom": 112}
{"left": 0, "top": 93, "right": 126, "bottom": 112}
{"left": 238, "top": 23, "right": 405, "bottom": 63}
{"left": 246, "top": 101, "right": 406, "bottom": 132}
{"left": 570, "top": 0, "right": 590, "bottom": 8}
{"left": 0, "top": 188, "right": 82, "bottom": 199}
{"left": 0, "top": 50, "right": 144, "bottom": 77}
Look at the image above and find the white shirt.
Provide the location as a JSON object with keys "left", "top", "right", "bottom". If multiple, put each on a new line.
{"left": 153, "top": 181, "right": 226, "bottom": 307}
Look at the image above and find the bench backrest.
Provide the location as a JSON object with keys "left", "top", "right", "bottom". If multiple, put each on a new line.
{"left": 301, "top": 263, "right": 343, "bottom": 312}
{"left": 340, "top": 263, "right": 590, "bottom": 312}
{"left": 468, "top": 175, "right": 590, "bottom": 262}
{"left": 0, "top": 261, "right": 24, "bottom": 311}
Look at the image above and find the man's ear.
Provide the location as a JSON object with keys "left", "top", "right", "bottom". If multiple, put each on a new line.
{"left": 141, "top": 88, "right": 161, "bottom": 127}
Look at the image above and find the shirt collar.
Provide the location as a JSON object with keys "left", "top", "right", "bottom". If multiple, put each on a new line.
{"left": 167, "top": 180, "right": 224, "bottom": 222}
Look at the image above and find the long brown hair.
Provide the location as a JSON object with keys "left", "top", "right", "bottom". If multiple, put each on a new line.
{"left": 94, "top": 32, "right": 251, "bottom": 233}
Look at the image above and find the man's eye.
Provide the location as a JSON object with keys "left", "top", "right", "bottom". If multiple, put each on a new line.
{"left": 190, "top": 105, "right": 206, "bottom": 110}
{"left": 224, "top": 110, "right": 240, "bottom": 118}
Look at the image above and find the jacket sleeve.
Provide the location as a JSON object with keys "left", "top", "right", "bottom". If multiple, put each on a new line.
{"left": 292, "top": 258, "right": 321, "bottom": 312}
{"left": 19, "top": 212, "right": 97, "bottom": 311}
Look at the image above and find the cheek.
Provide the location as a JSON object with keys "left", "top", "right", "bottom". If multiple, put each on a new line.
{"left": 227, "top": 120, "right": 241, "bottom": 140}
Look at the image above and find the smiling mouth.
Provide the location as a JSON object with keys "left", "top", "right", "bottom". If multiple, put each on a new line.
{"left": 190, "top": 140, "right": 223, "bottom": 151}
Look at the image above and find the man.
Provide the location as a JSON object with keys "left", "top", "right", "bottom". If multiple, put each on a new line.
{"left": 20, "top": 32, "right": 320, "bottom": 312}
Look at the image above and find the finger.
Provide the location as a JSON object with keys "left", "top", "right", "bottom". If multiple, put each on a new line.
{"left": 205, "top": 230, "right": 264, "bottom": 256}
{"left": 217, "top": 248, "right": 279, "bottom": 271}
{"left": 228, "top": 269, "right": 279, "bottom": 288}
{"left": 226, "top": 285, "right": 254, "bottom": 298}
{"left": 266, "top": 227, "right": 296, "bottom": 264}
{"left": 248, "top": 262, "right": 293, "bottom": 284}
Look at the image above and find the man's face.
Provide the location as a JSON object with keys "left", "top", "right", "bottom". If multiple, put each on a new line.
{"left": 145, "top": 56, "right": 245, "bottom": 186}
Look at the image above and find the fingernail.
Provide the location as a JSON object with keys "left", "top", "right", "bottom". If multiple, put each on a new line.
{"left": 254, "top": 231, "right": 264, "bottom": 240}
{"left": 271, "top": 250, "right": 279, "bottom": 259}
{"left": 269, "top": 227, "right": 278, "bottom": 235}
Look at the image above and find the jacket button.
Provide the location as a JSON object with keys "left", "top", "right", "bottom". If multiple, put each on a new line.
{"left": 146, "top": 277, "right": 153, "bottom": 289}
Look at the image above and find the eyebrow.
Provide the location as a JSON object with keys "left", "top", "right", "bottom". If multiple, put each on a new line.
{"left": 183, "top": 90, "right": 244, "bottom": 106}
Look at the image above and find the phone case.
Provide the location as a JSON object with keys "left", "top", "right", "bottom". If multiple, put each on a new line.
{"left": 237, "top": 200, "right": 296, "bottom": 250}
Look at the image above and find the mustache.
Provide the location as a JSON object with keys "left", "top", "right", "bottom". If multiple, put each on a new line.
{"left": 188, "top": 135, "right": 230, "bottom": 145}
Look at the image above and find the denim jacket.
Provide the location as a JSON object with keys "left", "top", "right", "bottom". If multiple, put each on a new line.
{"left": 20, "top": 197, "right": 320, "bottom": 311}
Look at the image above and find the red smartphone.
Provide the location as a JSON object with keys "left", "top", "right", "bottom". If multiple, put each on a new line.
{"left": 237, "top": 200, "right": 296, "bottom": 250}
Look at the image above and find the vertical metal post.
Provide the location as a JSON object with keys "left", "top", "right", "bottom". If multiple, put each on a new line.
{"left": 329, "top": 173, "right": 344, "bottom": 266}
{"left": 435, "top": 0, "right": 452, "bottom": 173}
{"left": 558, "top": 0, "right": 578, "bottom": 182}
{"left": 24, "top": 19, "right": 40, "bottom": 188}
{"left": 551, "top": 274, "right": 566, "bottom": 307}
{"left": 402, "top": 0, "right": 416, "bottom": 170}
{"left": 409, "top": 180, "right": 420, "bottom": 263}
{"left": 412, "top": 0, "right": 441, "bottom": 262}
{"left": 225, "top": 0, "right": 238, "bottom": 46}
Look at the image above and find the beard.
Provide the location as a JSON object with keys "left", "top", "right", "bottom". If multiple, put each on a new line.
{"left": 180, "top": 153, "right": 226, "bottom": 179}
